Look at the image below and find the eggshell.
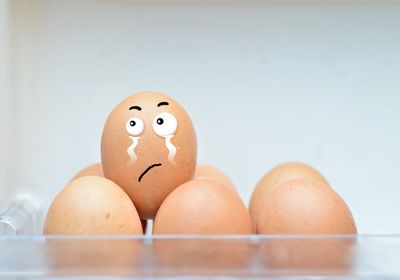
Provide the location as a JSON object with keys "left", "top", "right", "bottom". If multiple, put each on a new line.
{"left": 72, "top": 163, "right": 104, "bottom": 180}
{"left": 43, "top": 176, "right": 143, "bottom": 235}
{"left": 194, "top": 164, "right": 237, "bottom": 193}
{"left": 101, "top": 92, "right": 197, "bottom": 219}
{"left": 257, "top": 178, "right": 357, "bottom": 234}
{"left": 249, "top": 162, "right": 328, "bottom": 231}
{"left": 72, "top": 164, "right": 147, "bottom": 233}
{"left": 153, "top": 179, "right": 252, "bottom": 234}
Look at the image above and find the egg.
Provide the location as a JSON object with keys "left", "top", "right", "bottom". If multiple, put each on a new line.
{"left": 256, "top": 178, "right": 357, "bottom": 234}
{"left": 153, "top": 179, "right": 252, "bottom": 234}
{"left": 72, "top": 163, "right": 104, "bottom": 180}
{"left": 194, "top": 164, "right": 237, "bottom": 193}
{"left": 72, "top": 163, "right": 148, "bottom": 233}
{"left": 43, "top": 176, "right": 143, "bottom": 235}
{"left": 249, "top": 162, "right": 328, "bottom": 231}
{"left": 101, "top": 91, "right": 197, "bottom": 219}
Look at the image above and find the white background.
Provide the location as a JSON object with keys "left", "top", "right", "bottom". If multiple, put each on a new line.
{"left": 0, "top": 0, "right": 399, "bottom": 234}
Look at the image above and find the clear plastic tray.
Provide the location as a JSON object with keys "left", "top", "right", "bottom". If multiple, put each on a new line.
{"left": 1, "top": 201, "right": 400, "bottom": 278}
{"left": 1, "top": 234, "right": 400, "bottom": 278}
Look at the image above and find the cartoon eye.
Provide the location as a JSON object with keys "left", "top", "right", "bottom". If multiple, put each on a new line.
{"left": 125, "top": 118, "right": 144, "bottom": 136}
{"left": 153, "top": 112, "right": 177, "bottom": 137}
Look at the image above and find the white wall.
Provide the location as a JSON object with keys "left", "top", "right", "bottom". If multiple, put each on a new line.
{"left": 0, "top": 0, "right": 10, "bottom": 209}
{"left": 2, "top": 0, "right": 400, "bottom": 233}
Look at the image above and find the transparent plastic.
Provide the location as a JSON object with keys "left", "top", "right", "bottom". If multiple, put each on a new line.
{"left": 0, "top": 200, "right": 38, "bottom": 235}
{"left": 0, "top": 201, "right": 400, "bottom": 278}
{"left": 1, "top": 234, "right": 400, "bottom": 278}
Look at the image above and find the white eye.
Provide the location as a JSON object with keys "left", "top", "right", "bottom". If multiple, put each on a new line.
{"left": 125, "top": 118, "right": 144, "bottom": 136}
{"left": 152, "top": 112, "right": 177, "bottom": 137}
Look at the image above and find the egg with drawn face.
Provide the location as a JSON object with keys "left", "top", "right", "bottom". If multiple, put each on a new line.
{"left": 101, "top": 92, "right": 197, "bottom": 219}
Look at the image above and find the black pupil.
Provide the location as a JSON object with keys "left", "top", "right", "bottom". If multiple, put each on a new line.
{"left": 130, "top": 120, "right": 136, "bottom": 127}
{"left": 157, "top": 118, "right": 164, "bottom": 125}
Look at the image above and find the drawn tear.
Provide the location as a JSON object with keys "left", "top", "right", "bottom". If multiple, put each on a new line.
{"left": 127, "top": 136, "right": 140, "bottom": 162}
{"left": 165, "top": 135, "right": 177, "bottom": 164}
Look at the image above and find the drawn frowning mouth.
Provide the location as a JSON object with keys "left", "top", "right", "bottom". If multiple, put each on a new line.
{"left": 138, "top": 163, "right": 162, "bottom": 182}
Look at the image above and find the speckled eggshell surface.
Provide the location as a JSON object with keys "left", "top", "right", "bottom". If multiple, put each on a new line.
{"left": 194, "top": 164, "right": 237, "bottom": 193}
{"left": 257, "top": 178, "right": 357, "bottom": 234}
{"left": 153, "top": 179, "right": 253, "bottom": 235}
{"left": 43, "top": 176, "right": 143, "bottom": 235}
{"left": 249, "top": 162, "right": 328, "bottom": 231}
{"left": 101, "top": 92, "right": 197, "bottom": 219}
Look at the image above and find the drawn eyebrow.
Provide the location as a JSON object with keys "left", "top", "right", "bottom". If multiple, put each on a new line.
{"left": 129, "top": 105, "right": 142, "bottom": 111}
{"left": 157, "top": 101, "right": 169, "bottom": 107}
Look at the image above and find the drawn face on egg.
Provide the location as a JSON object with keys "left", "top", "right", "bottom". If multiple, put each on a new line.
{"left": 101, "top": 92, "right": 197, "bottom": 219}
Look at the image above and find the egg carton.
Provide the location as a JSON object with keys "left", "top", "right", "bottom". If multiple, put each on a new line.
{"left": 0, "top": 200, "right": 399, "bottom": 279}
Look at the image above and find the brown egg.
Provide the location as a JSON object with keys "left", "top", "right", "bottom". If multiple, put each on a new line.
{"left": 249, "top": 162, "right": 328, "bottom": 232}
{"left": 72, "top": 163, "right": 147, "bottom": 233}
{"left": 153, "top": 179, "right": 252, "bottom": 234}
{"left": 101, "top": 92, "right": 197, "bottom": 219}
{"left": 257, "top": 178, "right": 357, "bottom": 234}
{"left": 43, "top": 176, "right": 143, "bottom": 235}
{"left": 72, "top": 163, "right": 104, "bottom": 180}
{"left": 73, "top": 164, "right": 148, "bottom": 233}
{"left": 194, "top": 164, "right": 237, "bottom": 193}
